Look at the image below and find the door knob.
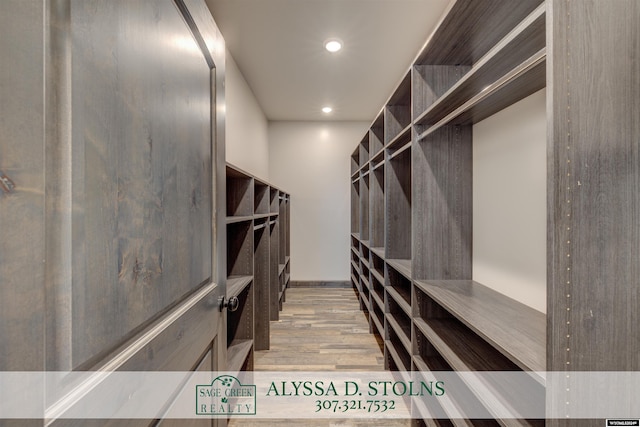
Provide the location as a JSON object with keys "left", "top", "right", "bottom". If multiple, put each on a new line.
{"left": 220, "top": 296, "right": 239, "bottom": 312}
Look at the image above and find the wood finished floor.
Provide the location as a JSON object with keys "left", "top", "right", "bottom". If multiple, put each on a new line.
{"left": 229, "top": 287, "right": 410, "bottom": 426}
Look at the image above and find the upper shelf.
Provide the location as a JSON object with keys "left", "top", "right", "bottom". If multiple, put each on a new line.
{"left": 415, "top": 0, "right": 543, "bottom": 66}
{"left": 386, "top": 258, "right": 412, "bottom": 281}
{"left": 415, "top": 3, "right": 546, "bottom": 130}
{"left": 414, "top": 279, "right": 545, "bottom": 381}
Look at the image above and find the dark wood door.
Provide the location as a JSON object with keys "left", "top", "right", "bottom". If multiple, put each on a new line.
{"left": 0, "top": 0, "right": 226, "bottom": 424}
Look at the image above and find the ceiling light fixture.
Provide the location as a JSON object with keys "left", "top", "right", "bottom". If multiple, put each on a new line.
{"left": 322, "top": 106, "right": 333, "bottom": 114}
{"left": 324, "top": 38, "right": 343, "bottom": 53}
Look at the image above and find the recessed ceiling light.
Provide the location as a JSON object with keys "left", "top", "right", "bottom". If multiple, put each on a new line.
{"left": 322, "top": 106, "right": 333, "bottom": 114}
{"left": 324, "top": 38, "right": 343, "bottom": 53}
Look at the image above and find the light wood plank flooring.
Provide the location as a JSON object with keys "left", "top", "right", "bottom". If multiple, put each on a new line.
{"left": 229, "top": 286, "right": 410, "bottom": 426}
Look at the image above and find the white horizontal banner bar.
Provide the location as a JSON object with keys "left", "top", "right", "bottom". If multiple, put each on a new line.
{"left": 0, "top": 372, "right": 638, "bottom": 420}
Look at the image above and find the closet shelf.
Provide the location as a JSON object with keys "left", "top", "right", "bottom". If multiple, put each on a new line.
{"left": 387, "top": 140, "right": 412, "bottom": 161}
{"left": 360, "top": 275, "right": 369, "bottom": 290}
{"left": 414, "top": 318, "right": 543, "bottom": 426}
{"left": 226, "top": 215, "right": 253, "bottom": 224}
{"left": 360, "top": 293, "right": 370, "bottom": 312}
{"left": 370, "top": 247, "right": 385, "bottom": 260}
{"left": 414, "top": 4, "right": 545, "bottom": 128}
{"left": 417, "top": 48, "right": 546, "bottom": 142}
{"left": 359, "top": 254, "right": 370, "bottom": 268}
{"left": 370, "top": 309, "right": 384, "bottom": 337}
{"left": 386, "top": 258, "right": 412, "bottom": 280}
{"left": 415, "top": 0, "right": 543, "bottom": 66}
{"left": 349, "top": 260, "right": 360, "bottom": 274}
{"left": 385, "top": 340, "right": 409, "bottom": 372}
{"left": 371, "top": 290, "right": 384, "bottom": 312}
{"left": 413, "top": 357, "right": 489, "bottom": 426}
{"left": 227, "top": 339, "right": 253, "bottom": 373}
{"left": 350, "top": 273, "right": 359, "bottom": 285}
{"left": 371, "top": 148, "right": 385, "bottom": 164}
{"left": 386, "top": 124, "right": 412, "bottom": 151}
{"left": 370, "top": 269, "right": 384, "bottom": 286}
{"left": 414, "top": 279, "right": 545, "bottom": 381}
{"left": 227, "top": 275, "right": 253, "bottom": 298}
{"left": 386, "top": 286, "right": 412, "bottom": 317}
{"left": 387, "top": 313, "right": 412, "bottom": 353}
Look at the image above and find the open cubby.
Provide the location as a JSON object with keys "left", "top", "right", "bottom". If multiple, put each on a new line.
{"left": 360, "top": 280, "right": 371, "bottom": 312}
{"left": 385, "top": 144, "right": 411, "bottom": 261}
{"left": 352, "top": 272, "right": 361, "bottom": 294}
{"left": 359, "top": 173, "right": 370, "bottom": 241}
{"left": 385, "top": 71, "right": 412, "bottom": 144}
{"left": 361, "top": 245, "right": 370, "bottom": 266}
{"left": 412, "top": 64, "right": 470, "bottom": 120}
{"left": 351, "top": 178, "right": 360, "bottom": 236}
{"left": 351, "top": 148, "right": 360, "bottom": 176}
{"left": 254, "top": 180, "right": 269, "bottom": 215}
{"left": 371, "top": 252, "right": 384, "bottom": 285}
{"left": 370, "top": 113, "right": 385, "bottom": 158}
{"left": 370, "top": 164, "right": 385, "bottom": 249}
{"left": 359, "top": 133, "right": 370, "bottom": 167}
{"left": 371, "top": 274, "right": 385, "bottom": 309}
{"left": 387, "top": 295, "right": 411, "bottom": 351}
{"left": 386, "top": 263, "right": 412, "bottom": 308}
{"left": 413, "top": 125, "right": 472, "bottom": 280}
{"left": 227, "top": 166, "right": 253, "bottom": 218}
{"left": 227, "top": 221, "right": 253, "bottom": 278}
{"left": 270, "top": 187, "right": 279, "bottom": 214}
{"left": 361, "top": 263, "right": 370, "bottom": 288}
{"left": 371, "top": 298, "right": 385, "bottom": 338}
{"left": 351, "top": 246, "right": 359, "bottom": 265}
{"left": 387, "top": 326, "right": 411, "bottom": 371}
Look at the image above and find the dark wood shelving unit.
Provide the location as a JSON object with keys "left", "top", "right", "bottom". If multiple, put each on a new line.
{"left": 351, "top": 2, "right": 640, "bottom": 425}
{"left": 226, "top": 164, "right": 290, "bottom": 370}
{"left": 350, "top": 0, "right": 548, "bottom": 424}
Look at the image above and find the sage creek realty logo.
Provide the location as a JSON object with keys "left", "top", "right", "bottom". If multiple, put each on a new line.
{"left": 196, "top": 375, "right": 256, "bottom": 415}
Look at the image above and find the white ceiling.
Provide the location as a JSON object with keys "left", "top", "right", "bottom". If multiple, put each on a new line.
{"left": 205, "top": 0, "right": 452, "bottom": 122}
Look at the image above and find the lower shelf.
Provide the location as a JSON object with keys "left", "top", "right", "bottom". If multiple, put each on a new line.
{"left": 414, "top": 318, "right": 543, "bottom": 426}
{"left": 227, "top": 339, "right": 253, "bottom": 373}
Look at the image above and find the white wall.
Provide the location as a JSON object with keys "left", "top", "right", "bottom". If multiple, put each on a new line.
{"left": 472, "top": 89, "right": 547, "bottom": 313}
{"left": 225, "top": 53, "right": 269, "bottom": 180}
{"left": 268, "top": 121, "right": 369, "bottom": 281}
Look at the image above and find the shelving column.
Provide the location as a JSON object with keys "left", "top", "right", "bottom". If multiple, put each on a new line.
{"left": 226, "top": 166, "right": 255, "bottom": 372}
{"left": 268, "top": 187, "right": 280, "bottom": 321}
{"left": 384, "top": 72, "right": 413, "bottom": 372}
{"left": 253, "top": 179, "right": 271, "bottom": 351}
